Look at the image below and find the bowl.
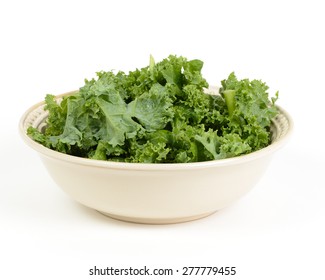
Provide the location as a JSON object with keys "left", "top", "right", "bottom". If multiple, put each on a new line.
{"left": 19, "top": 90, "right": 293, "bottom": 224}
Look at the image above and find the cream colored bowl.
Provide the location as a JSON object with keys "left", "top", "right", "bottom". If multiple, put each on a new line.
{"left": 19, "top": 91, "right": 293, "bottom": 224}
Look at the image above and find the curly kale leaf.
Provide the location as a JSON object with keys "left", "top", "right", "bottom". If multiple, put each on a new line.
{"left": 220, "top": 72, "right": 278, "bottom": 150}
{"left": 127, "top": 83, "right": 173, "bottom": 131}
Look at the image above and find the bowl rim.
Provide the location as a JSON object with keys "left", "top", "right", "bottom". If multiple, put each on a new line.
{"left": 19, "top": 90, "right": 293, "bottom": 171}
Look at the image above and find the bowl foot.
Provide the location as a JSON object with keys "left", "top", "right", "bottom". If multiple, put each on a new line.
{"left": 97, "top": 210, "right": 217, "bottom": 224}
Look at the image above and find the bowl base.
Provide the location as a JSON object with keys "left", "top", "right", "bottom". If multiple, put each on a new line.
{"left": 97, "top": 210, "right": 217, "bottom": 224}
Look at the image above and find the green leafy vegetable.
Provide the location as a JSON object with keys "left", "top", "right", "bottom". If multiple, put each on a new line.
{"left": 27, "top": 55, "right": 279, "bottom": 163}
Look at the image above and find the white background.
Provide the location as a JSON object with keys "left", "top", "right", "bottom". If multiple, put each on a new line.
{"left": 1, "top": 0, "right": 324, "bottom": 279}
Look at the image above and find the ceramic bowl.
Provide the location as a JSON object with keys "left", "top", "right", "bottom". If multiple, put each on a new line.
{"left": 19, "top": 90, "right": 293, "bottom": 224}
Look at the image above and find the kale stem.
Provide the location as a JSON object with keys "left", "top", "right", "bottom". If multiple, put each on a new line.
{"left": 223, "top": 89, "right": 236, "bottom": 116}
{"left": 149, "top": 54, "right": 155, "bottom": 73}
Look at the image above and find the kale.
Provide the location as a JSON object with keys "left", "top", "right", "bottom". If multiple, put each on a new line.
{"left": 27, "top": 55, "right": 278, "bottom": 163}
